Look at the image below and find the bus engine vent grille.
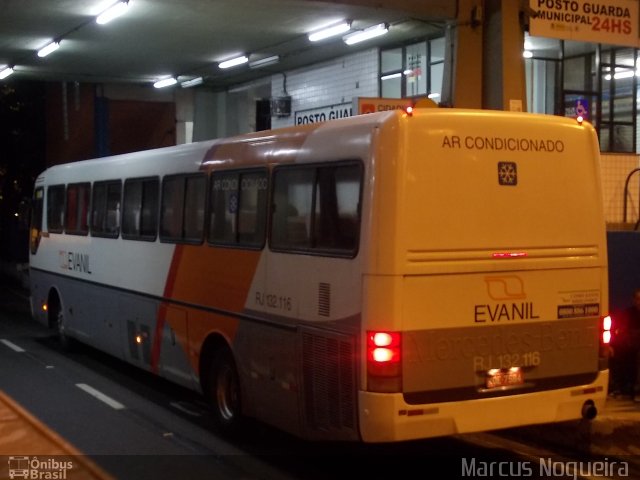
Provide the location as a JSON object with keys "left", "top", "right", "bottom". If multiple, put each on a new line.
{"left": 318, "top": 283, "right": 331, "bottom": 317}
{"left": 301, "top": 328, "right": 356, "bottom": 437}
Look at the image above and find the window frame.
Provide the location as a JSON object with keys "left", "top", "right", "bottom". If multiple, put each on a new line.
{"left": 160, "top": 172, "right": 207, "bottom": 245}
{"left": 207, "top": 167, "right": 269, "bottom": 250}
{"left": 65, "top": 182, "right": 91, "bottom": 236}
{"left": 121, "top": 176, "right": 160, "bottom": 242}
{"left": 90, "top": 179, "right": 122, "bottom": 239}
{"left": 46, "top": 184, "right": 66, "bottom": 234}
{"left": 269, "top": 160, "right": 363, "bottom": 259}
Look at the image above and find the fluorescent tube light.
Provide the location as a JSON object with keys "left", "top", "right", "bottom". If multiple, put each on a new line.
{"left": 97, "top": 1, "right": 129, "bottom": 25}
{"left": 219, "top": 55, "right": 248, "bottom": 69}
{"left": 37, "top": 41, "right": 60, "bottom": 58}
{"left": 308, "top": 21, "right": 351, "bottom": 42}
{"left": 180, "top": 77, "right": 203, "bottom": 88}
{"left": 343, "top": 23, "right": 388, "bottom": 45}
{"left": 153, "top": 77, "right": 177, "bottom": 88}
{"left": 0, "top": 67, "right": 14, "bottom": 79}
{"left": 249, "top": 55, "right": 279, "bottom": 69}
{"left": 380, "top": 72, "right": 401, "bottom": 81}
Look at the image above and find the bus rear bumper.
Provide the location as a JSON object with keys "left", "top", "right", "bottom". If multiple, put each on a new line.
{"left": 358, "top": 370, "right": 609, "bottom": 443}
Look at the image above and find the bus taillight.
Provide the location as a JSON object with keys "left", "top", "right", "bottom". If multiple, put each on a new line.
{"left": 599, "top": 314, "right": 613, "bottom": 364}
{"left": 367, "top": 331, "right": 402, "bottom": 392}
{"left": 601, "top": 315, "right": 612, "bottom": 345}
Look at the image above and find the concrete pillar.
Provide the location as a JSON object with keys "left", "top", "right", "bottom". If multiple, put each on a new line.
{"left": 175, "top": 88, "right": 194, "bottom": 144}
{"left": 443, "top": 0, "right": 527, "bottom": 111}
{"left": 483, "top": 0, "right": 527, "bottom": 111}
{"left": 442, "top": 0, "right": 484, "bottom": 108}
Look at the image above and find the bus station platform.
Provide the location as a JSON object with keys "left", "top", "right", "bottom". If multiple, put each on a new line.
{"left": 0, "top": 390, "right": 113, "bottom": 480}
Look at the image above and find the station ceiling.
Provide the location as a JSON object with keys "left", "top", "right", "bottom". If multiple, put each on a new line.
{"left": 0, "top": 0, "right": 452, "bottom": 90}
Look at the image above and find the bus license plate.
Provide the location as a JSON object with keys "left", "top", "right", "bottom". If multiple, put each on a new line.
{"left": 486, "top": 368, "right": 523, "bottom": 389}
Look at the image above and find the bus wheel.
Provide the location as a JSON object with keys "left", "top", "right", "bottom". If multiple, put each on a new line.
{"left": 207, "top": 349, "right": 242, "bottom": 433}
{"left": 55, "top": 307, "right": 73, "bottom": 351}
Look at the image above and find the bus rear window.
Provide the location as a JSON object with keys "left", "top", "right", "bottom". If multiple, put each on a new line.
{"left": 271, "top": 162, "right": 361, "bottom": 256}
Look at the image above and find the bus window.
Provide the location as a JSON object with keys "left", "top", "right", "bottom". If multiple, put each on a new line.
{"left": 30, "top": 187, "right": 43, "bottom": 254}
{"left": 46, "top": 185, "right": 65, "bottom": 233}
{"left": 91, "top": 180, "right": 121, "bottom": 238}
{"left": 271, "top": 162, "right": 362, "bottom": 256}
{"left": 208, "top": 169, "right": 267, "bottom": 248}
{"left": 122, "top": 177, "right": 159, "bottom": 241}
{"left": 160, "top": 173, "right": 206, "bottom": 243}
{"left": 184, "top": 175, "right": 206, "bottom": 241}
{"left": 65, "top": 183, "right": 90, "bottom": 235}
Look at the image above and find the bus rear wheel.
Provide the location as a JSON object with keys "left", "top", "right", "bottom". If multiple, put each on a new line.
{"left": 207, "top": 349, "right": 242, "bottom": 433}
{"left": 54, "top": 305, "right": 73, "bottom": 351}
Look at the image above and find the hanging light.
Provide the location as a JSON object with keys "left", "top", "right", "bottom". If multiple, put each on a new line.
{"left": 343, "top": 23, "right": 388, "bottom": 45}
{"left": 180, "top": 77, "right": 203, "bottom": 88}
{"left": 37, "top": 41, "right": 60, "bottom": 58}
{"left": 308, "top": 20, "right": 351, "bottom": 42}
{"left": 153, "top": 77, "right": 177, "bottom": 88}
{"left": 0, "top": 66, "right": 14, "bottom": 80}
{"left": 97, "top": 1, "right": 130, "bottom": 25}
{"left": 249, "top": 55, "right": 279, "bottom": 69}
{"left": 218, "top": 55, "right": 248, "bottom": 69}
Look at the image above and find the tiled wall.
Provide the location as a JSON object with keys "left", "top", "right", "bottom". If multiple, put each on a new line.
{"left": 271, "top": 48, "right": 379, "bottom": 130}
{"left": 601, "top": 154, "right": 640, "bottom": 226}
{"left": 263, "top": 52, "right": 638, "bottom": 227}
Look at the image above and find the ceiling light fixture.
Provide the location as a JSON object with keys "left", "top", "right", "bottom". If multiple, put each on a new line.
{"left": 308, "top": 21, "right": 351, "bottom": 42}
{"left": 0, "top": 66, "right": 14, "bottom": 80}
{"left": 37, "top": 41, "right": 60, "bottom": 58}
{"left": 180, "top": 77, "right": 203, "bottom": 88}
{"left": 249, "top": 55, "right": 280, "bottom": 69}
{"left": 380, "top": 72, "right": 401, "bottom": 81}
{"left": 343, "top": 23, "right": 389, "bottom": 45}
{"left": 97, "top": 1, "right": 130, "bottom": 25}
{"left": 218, "top": 55, "right": 248, "bottom": 69}
{"left": 153, "top": 77, "right": 177, "bottom": 88}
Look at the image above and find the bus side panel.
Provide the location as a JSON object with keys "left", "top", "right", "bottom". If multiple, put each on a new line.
{"left": 233, "top": 322, "right": 302, "bottom": 437}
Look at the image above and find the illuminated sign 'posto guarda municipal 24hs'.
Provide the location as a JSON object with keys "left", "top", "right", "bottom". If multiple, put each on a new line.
{"left": 534, "top": 0, "right": 633, "bottom": 35}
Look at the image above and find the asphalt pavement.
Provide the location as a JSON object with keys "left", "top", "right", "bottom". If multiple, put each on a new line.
{"left": 1, "top": 264, "right": 639, "bottom": 468}
{"left": 503, "top": 394, "right": 640, "bottom": 458}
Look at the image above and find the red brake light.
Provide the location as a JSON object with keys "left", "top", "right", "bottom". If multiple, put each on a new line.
{"left": 601, "top": 315, "right": 612, "bottom": 345}
{"left": 367, "top": 331, "right": 401, "bottom": 364}
{"left": 492, "top": 252, "right": 528, "bottom": 259}
{"left": 367, "top": 331, "right": 402, "bottom": 393}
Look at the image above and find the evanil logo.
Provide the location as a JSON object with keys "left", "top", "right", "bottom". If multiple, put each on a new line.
{"left": 8, "top": 456, "right": 73, "bottom": 479}
{"left": 474, "top": 275, "right": 540, "bottom": 323}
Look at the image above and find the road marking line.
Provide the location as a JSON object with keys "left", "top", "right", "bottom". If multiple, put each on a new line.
{"left": 0, "top": 339, "right": 25, "bottom": 352}
{"left": 76, "top": 383, "right": 125, "bottom": 410}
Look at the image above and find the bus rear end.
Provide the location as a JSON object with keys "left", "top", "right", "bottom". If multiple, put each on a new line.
{"left": 360, "top": 109, "right": 609, "bottom": 442}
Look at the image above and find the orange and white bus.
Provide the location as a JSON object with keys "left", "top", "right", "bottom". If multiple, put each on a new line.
{"left": 29, "top": 108, "right": 610, "bottom": 442}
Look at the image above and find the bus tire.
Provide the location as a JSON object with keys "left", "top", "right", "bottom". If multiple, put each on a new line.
{"left": 207, "top": 348, "right": 242, "bottom": 434}
{"left": 54, "top": 303, "right": 73, "bottom": 351}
